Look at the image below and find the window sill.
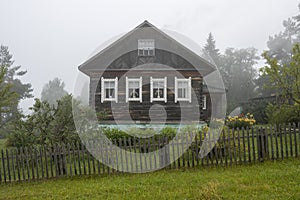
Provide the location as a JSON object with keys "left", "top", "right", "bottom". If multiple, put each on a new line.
{"left": 177, "top": 98, "right": 191, "bottom": 102}
{"left": 152, "top": 98, "right": 167, "bottom": 102}
{"left": 127, "top": 98, "right": 142, "bottom": 102}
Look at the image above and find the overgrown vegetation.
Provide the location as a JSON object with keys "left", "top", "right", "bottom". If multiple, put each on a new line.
{"left": 6, "top": 95, "right": 80, "bottom": 148}
{"left": 261, "top": 43, "right": 300, "bottom": 125}
{"left": 0, "top": 45, "right": 32, "bottom": 137}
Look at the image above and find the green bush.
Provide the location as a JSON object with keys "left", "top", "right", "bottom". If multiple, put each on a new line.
{"left": 265, "top": 103, "right": 300, "bottom": 125}
{"left": 6, "top": 95, "right": 81, "bottom": 148}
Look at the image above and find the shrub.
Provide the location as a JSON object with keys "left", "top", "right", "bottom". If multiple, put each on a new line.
{"left": 265, "top": 103, "right": 300, "bottom": 125}
{"left": 6, "top": 95, "right": 81, "bottom": 148}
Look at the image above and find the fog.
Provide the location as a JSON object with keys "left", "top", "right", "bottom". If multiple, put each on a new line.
{"left": 0, "top": 0, "right": 299, "bottom": 112}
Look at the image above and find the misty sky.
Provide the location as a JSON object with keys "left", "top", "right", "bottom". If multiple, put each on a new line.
{"left": 0, "top": 0, "right": 299, "bottom": 111}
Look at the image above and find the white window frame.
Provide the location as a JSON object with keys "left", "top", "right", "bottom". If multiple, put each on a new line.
{"left": 138, "top": 39, "right": 155, "bottom": 56}
{"left": 101, "top": 77, "right": 118, "bottom": 103}
{"left": 126, "top": 77, "right": 142, "bottom": 103}
{"left": 174, "top": 77, "right": 191, "bottom": 103}
{"left": 203, "top": 95, "right": 207, "bottom": 110}
{"left": 150, "top": 77, "right": 167, "bottom": 103}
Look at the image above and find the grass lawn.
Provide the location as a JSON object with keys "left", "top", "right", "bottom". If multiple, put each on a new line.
{"left": 0, "top": 159, "right": 299, "bottom": 200}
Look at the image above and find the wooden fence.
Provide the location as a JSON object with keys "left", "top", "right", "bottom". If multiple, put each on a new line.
{"left": 0, "top": 123, "right": 299, "bottom": 183}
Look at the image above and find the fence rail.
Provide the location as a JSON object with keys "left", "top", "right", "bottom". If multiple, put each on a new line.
{"left": 0, "top": 124, "right": 299, "bottom": 183}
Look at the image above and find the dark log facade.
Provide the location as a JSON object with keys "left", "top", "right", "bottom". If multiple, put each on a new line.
{"left": 89, "top": 70, "right": 208, "bottom": 123}
{"left": 79, "top": 20, "right": 222, "bottom": 124}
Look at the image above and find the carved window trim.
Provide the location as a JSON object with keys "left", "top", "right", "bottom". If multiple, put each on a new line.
{"left": 138, "top": 39, "right": 155, "bottom": 56}
{"left": 126, "top": 77, "right": 143, "bottom": 102}
{"left": 174, "top": 77, "right": 191, "bottom": 103}
{"left": 150, "top": 77, "right": 167, "bottom": 103}
{"left": 101, "top": 77, "right": 118, "bottom": 103}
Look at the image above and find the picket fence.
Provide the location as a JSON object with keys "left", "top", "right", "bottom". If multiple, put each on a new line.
{"left": 0, "top": 123, "right": 299, "bottom": 183}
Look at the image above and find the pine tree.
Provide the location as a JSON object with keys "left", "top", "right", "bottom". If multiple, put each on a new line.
{"left": 0, "top": 45, "right": 33, "bottom": 130}
{"left": 41, "top": 78, "right": 68, "bottom": 106}
{"left": 203, "top": 33, "right": 221, "bottom": 67}
{"left": 0, "top": 66, "right": 18, "bottom": 128}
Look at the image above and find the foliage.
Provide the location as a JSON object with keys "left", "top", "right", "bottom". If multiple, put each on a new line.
{"left": 265, "top": 103, "right": 300, "bottom": 125}
{"left": 0, "top": 45, "right": 33, "bottom": 100}
{"left": 226, "top": 113, "right": 256, "bottom": 129}
{"left": 6, "top": 94, "right": 80, "bottom": 148}
{"left": 221, "top": 48, "right": 259, "bottom": 113}
{"left": 259, "top": 43, "right": 300, "bottom": 124}
{"left": 203, "top": 33, "right": 221, "bottom": 67}
{"left": 0, "top": 66, "right": 19, "bottom": 127}
{"left": 101, "top": 128, "right": 132, "bottom": 142}
{"left": 41, "top": 77, "right": 68, "bottom": 106}
{"left": 159, "top": 126, "right": 177, "bottom": 138}
{"left": 261, "top": 44, "right": 300, "bottom": 105}
{"left": 266, "top": 4, "right": 300, "bottom": 66}
{"left": 0, "top": 45, "right": 32, "bottom": 133}
{"left": 242, "top": 98, "right": 273, "bottom": 124}
{"left": 257, "top": 4, "right": 300, "bottom": 99}
{"left": 96, "top": 109, "right": 109, "bottom": 121}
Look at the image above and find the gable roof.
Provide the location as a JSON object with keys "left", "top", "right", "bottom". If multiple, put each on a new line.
{"left": 79, "top": 20, "right": 216, "bottom": 76}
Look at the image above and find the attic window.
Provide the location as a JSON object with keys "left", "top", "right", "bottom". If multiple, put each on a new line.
{"left": 138, "top": 39, "right": 155, "bottom": 56}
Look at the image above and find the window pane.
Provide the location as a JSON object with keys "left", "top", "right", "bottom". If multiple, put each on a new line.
{"left": 104, "top": 82, "right": 109, "bottom": 88}
{"left": 153, "top": 89, "right": 158, "bottom": 98}
{"left": 159, "top": 88, "right": 164, "bottom": 98}
{"left": 178, "top": 88, "right": 183, "bottom": 98}
{"left": 178, "top": 81, "right": 188, "bottom": 88}
{"left": 104, "top": 81, "right": 115, "bottom": 88}
{"left": 105, "top": 88, "right": 115, "bottom": 98}
{"left": 129, "top": 81, "right": 139, "bottom": 88}
{"left": 109, "top": 81, "right": 115, "bottom": 88}
{"left": 153, "top": 88, "right": 164, "bottom": 98}
{"left": 153, "top": 80, "right": 164, "bottom": 88}
{"left": 178, "top": 88, "right": 187, "bottom": 98}
{"left": 183, "top": 88, "right": 187, "bottom": 98}
{"left": 158, "top": 81, "right": 164, "bottom": 88}
{"left": 138, "top": 49, "right": 143, "bottom": 55}
{"left": 149, "top": 50, "right": 154, "bottom": 56}
{"left": 152, "top": 80, "right": 165, "bottom": 99}
{"left": 129, "top": 88, "right": 139, "bottom": 98}
{"left": 110, "top": 89, "right": 115, "bottom": 98}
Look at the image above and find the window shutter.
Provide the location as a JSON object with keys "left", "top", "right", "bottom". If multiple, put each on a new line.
{"left": 125, "top": 77, "right": 128, "bottom": 103}
{"left": 164, "top": 77, "right": 167, "bottom": 103}
{"left": 175, "top": 77, "right": 178, "bottom": 103}
{"left": 115, "top": 77, "right": 118, "bottom": 103}
{"left": 139, "top": 77, "right": 143, "bottom": 103}
{"left": 101, "top": 77, "right": 104, "bottom": 103}
{"left": 188, "top": 77, "right": 192, "bottom": 103}
{"left": 203, "top": 95, "right": 207, "bottom": 110}
{"left": 150, "top": 77, "right": 153, "bottom": 103}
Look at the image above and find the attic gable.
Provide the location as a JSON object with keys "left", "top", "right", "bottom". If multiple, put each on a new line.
{"left": 78, "top": 20, "right": 216, "bottom": 76}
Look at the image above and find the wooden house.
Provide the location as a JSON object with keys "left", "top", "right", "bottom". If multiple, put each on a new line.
{"left": 78, "top": 20, "right": 223, "bottom": 124}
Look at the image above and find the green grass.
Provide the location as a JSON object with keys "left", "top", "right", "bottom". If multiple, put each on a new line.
{"left": 0, "top": 159, "right": 299, "bottom": 200}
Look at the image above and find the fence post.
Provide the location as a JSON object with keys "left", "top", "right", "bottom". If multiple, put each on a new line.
{"left": 257, "top": 127, "right": 268, "bottom": 161}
